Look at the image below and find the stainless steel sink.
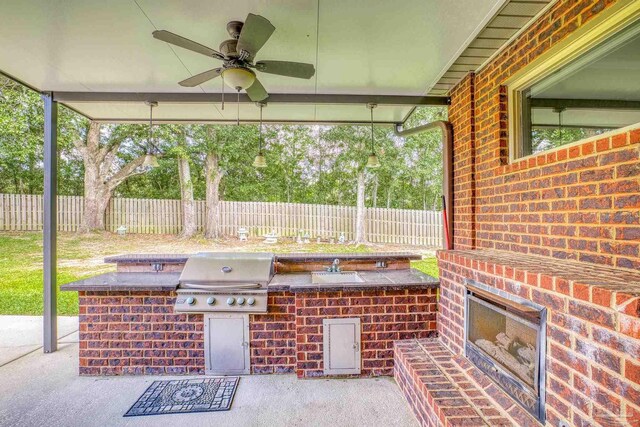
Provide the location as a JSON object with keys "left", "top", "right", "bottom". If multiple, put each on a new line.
{"left": 311, "top": 271, "right": 364, "bottom": 284}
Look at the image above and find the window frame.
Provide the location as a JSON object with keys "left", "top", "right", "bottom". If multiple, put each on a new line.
{"left": 506, "top": 2, "right": 640, "bottom": 163}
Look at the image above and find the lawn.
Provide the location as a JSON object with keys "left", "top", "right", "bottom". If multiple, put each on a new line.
{"left": 0, "top": 232, "right": 439, "bottom": 315}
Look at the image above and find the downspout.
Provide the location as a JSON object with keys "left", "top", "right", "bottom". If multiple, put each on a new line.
{"left": 394, "top": 121, "right": 453, "bottom": 250}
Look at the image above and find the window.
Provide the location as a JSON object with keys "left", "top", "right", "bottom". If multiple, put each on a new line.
{"left": 510, "top": 16, "right": 640, "bottom": 159}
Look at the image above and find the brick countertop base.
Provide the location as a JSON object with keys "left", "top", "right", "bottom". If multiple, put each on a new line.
{"left": 394, "top": 338, "right": 541, "bottom": 427}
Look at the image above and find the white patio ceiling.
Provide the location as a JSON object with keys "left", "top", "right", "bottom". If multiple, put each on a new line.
{"left": 0, "top": 0, "right": 510, "bottom": 124}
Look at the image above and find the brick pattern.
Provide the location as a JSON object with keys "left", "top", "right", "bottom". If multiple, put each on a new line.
{"left": 295, "top": 289, "right": 438, "bottom": 378}
{"left": 394, "top": 338, "right": 539, "bottom": 427}
{"left": 78, "top": 288, "right": 439, "bottom": 378}
{"left": 276, "top": 259, "right": 410, "bottom": 273}
{"left": 249, "top": 291, "right": 296, "bottom": 374}
{"left": 449, "top": 73, "right": 476, "bottom": 250}
{"left": 448, "top": 0, "right": 640, "bottom": 271}
{"left": 437, "top": 250, "right": 640, "bottom": 427}
{"left": 78, "top": 291, "right": 204, "bottom": 375}
{"left": 116, "top": 263, "right": 184, "bottom": 273}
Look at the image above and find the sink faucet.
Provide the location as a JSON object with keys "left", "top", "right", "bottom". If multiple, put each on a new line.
{"left": 326, "top": 258, "right": 341, "bottom": 273}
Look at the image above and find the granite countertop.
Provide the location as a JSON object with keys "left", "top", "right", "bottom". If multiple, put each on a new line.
{"left": 104, "top": 254, "right": 191, "bottom": 264}
{"left": 275, "top": 252, "right": 422, "bottom": 262}
{"left": 61, "top": 268, "right": 438, "bottom": 293}
{"left": 268, "top": 268, "right": 439, "bottom": 292}
{"left": 60, "top": 273, "right": 181, "bottom": 291}
{"left": 104, "top": 252, "right": 422, "bottom": 264}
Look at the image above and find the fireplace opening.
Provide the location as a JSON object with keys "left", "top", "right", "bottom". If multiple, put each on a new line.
{"left": 464, "top": 279, "right": 546, "bottom": 423}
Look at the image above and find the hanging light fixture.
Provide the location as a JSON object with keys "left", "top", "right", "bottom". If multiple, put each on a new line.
{"left": 221, "top": 67, "right": 256, "bottom": 91}
{"left": 553, "top": 106, "right": 566, "bottom": 140}
{"left": 142, "top": 101, "right": 160, "bottom": 168}
{"left": 366, "top": 103, "right": 381, "bottom": 168}
{"left": 252, "top": 102, "right": 267, "bottom": 168}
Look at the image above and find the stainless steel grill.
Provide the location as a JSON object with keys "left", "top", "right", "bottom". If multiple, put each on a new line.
{"left": 174, "top": 252, "right": 274, "bottom": 313}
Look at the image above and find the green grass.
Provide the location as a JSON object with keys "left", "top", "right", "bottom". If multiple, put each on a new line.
{"left": 410, "top": 257, "right": 439, "bottom": 278}
{"left": 0, "top": 231, "right": 437, "bottom": 315}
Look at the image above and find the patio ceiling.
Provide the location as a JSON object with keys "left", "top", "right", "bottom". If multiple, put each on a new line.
{"left": 0, "top": 0, "right": 520, "bottom": 124}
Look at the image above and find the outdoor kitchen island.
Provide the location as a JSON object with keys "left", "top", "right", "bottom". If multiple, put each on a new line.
{"left": 62, "top": 252, "right": 439, "bottom": 377}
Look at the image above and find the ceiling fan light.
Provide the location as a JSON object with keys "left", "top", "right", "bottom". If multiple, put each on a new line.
{"left": 366, "top": 153, "right": 381, "bottom": 169}
{"left": 143, "top": 154, "right": 160, "bottom": 168}
{"left": 222, "top": 67, "right": 256, "bottom": 90}
{"left": 252, "top": 152, "right": 267, "bottom": 168}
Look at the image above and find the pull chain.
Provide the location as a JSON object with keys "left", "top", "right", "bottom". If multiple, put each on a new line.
{"left": 259, "top": 103, "right": 263, "bottom": 153}
{"left": 370, "top": 107, "right": 374, "bottom": 153}
{"left": 237, "top": 89, "right": 240, "bottom": 126}
{"left": 221, "top": 75, "right": 225, "bottom": 110}
{"left": 149, "top": 103, "right": 153, "bottom": 154}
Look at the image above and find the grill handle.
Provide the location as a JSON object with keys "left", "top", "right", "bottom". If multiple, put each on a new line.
{"left": 179, "top": 283, "right": 262, "bottom": 290}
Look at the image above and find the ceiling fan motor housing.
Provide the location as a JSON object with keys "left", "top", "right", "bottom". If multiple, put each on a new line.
{"left": 219, "top": 39, "right": 239, "bottom": 58}
{"left": 226, "top": 21, "right": 244, "bottom": 39}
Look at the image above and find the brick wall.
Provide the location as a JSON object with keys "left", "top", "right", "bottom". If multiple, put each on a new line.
{"left": 437, "top": 250, "right": 640, "bottom": 426}
{"left": 449, "top": 73, "right": 476, "bottom": 250}
{"left": 78, "top": 291, "right": 204, "bottom": 375}
{"left": 295, "top": 289, "right": 438, "bottom": 378}
{"left": 78, "top": 288, "right": 438, "bottom": 378}
{"left": 448, "top": 0, "right": 640, "bottom": 270}
{"left": 249, "top": 291, "right": 296, "bottom": 374}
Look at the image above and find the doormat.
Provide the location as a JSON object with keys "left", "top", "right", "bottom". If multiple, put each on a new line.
{"left": 124, "top": 377, "right": 239, "bottom": 417}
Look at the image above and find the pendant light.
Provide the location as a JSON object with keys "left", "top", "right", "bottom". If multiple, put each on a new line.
{"left": 553, "top": 106, "right": 566, "bottom": 140}
{"left": 366, "top": 103, "right": 381, "bottom": 168}
{"left": 252, "top": 102, "right": 267, "bottom": 168}
{"left": 142, "top": 101, "right": 160, "bottom": 168}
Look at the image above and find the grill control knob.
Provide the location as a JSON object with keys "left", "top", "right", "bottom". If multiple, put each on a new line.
{"left": 237, "top": 297, "right": 246, "bottom": 306}
{"left": 247, "top": 297, "right": 256, "bottom": 306}
{"left": 186, "top": 297, "right": 196, "bottom": 306}
{"left": 206, "top": 297, "right": 216, "bottom": 305}
{"left": 227, "top": 297, "right": 236, "bottom": 306}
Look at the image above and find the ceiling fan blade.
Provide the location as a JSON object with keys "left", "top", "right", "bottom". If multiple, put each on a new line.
{"left": 255, "top": 61, "right": 315, "bottom": 79}
{"left": 237, "top": 14, "right": 275, "bottom": 59}
{"left": 245, "top": 78, "right": 269, "bottom": 102}
{"left": 178, "top": 68, "right": 223, "bottom": 87}
{"left": 153, "top": 30, "right": 224, "bottom": 59}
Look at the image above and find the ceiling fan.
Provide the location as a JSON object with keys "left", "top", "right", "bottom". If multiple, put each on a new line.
{"left": 153, "top": 14, "right": 315, "bottom": 102}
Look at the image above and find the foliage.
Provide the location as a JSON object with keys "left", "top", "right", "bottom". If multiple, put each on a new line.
{"left": 530, "top": 126, "right": 609, "bottom": 154}
{"left": 1, "top": 75, "right": 447, "bottom": 210}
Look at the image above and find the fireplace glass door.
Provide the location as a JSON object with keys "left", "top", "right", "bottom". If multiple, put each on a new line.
{"left": 467, "top": 294, "right": 539, "bottom": 391}
{"left": 464, "top": 280, "right": 546, "bottom": 423}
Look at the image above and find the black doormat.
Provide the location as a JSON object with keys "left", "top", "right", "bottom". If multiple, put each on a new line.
{"left": 124, "top": 377, "right": 239, "bottom": 417}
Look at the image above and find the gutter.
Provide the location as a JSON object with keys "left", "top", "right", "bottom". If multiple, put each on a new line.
{"left": 394, "top": 121, "right": 454, "bottom": 250}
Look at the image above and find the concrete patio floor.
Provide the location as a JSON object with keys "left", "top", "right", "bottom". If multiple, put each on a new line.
{"left": 0, "top": 316, "right": 418, "bottom": 427}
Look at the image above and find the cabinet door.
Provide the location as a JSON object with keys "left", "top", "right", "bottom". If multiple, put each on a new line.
{"left": 205, "top": 314, "right": 250, "bottom": 375}
{"left": 323, "top": 318, "right": 361, "bottom": 375}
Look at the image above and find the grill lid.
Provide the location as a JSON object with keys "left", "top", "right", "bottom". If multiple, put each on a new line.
{"left": 179, "top": 252, "right": 274, "bottom": 286}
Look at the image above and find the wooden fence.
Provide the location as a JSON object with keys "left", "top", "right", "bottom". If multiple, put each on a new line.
{"left": 0, "top": 193, "right": 443, "bottom": 247}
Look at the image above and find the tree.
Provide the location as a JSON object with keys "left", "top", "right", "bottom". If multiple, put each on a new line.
{"left": 320, "top": 125, "right": 373, "bottom": 244}
{"left": 76, "top": 122, "right": 148, "bottom": 232}
{"left": 204, "top": 150, "right": 223, "bottom": 239}
{"left": 174, "top": 126, "right": 197, "bottom": 238}
{"left": 354, "top": 171, "right": 367, "bottom": 243}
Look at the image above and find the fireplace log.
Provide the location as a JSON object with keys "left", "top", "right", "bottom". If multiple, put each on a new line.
{"left": 475, "top": 339, "right": 535, "bottom": 386}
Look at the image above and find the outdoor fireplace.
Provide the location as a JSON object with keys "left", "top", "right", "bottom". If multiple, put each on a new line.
{"left": 464, "top": 279, "right": 546, "bottom": 423}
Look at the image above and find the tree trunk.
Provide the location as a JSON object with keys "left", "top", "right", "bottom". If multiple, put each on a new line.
{"left": 178, "top": 155, "right": 197, "bottom": 238}
{"left": 78, "top": 121, "right": 146, "bottom": 233}
{"left": 354, "top": 171, "right": 367, "bottom": 244}
{"left": 372, "top": 175, "right": 378, "bottom": 208}
{"left": 204, "top": 152, "right": 223, "bottom": 239}
{"left": 80, "top": 161, "right": 110, "bottom": 231}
